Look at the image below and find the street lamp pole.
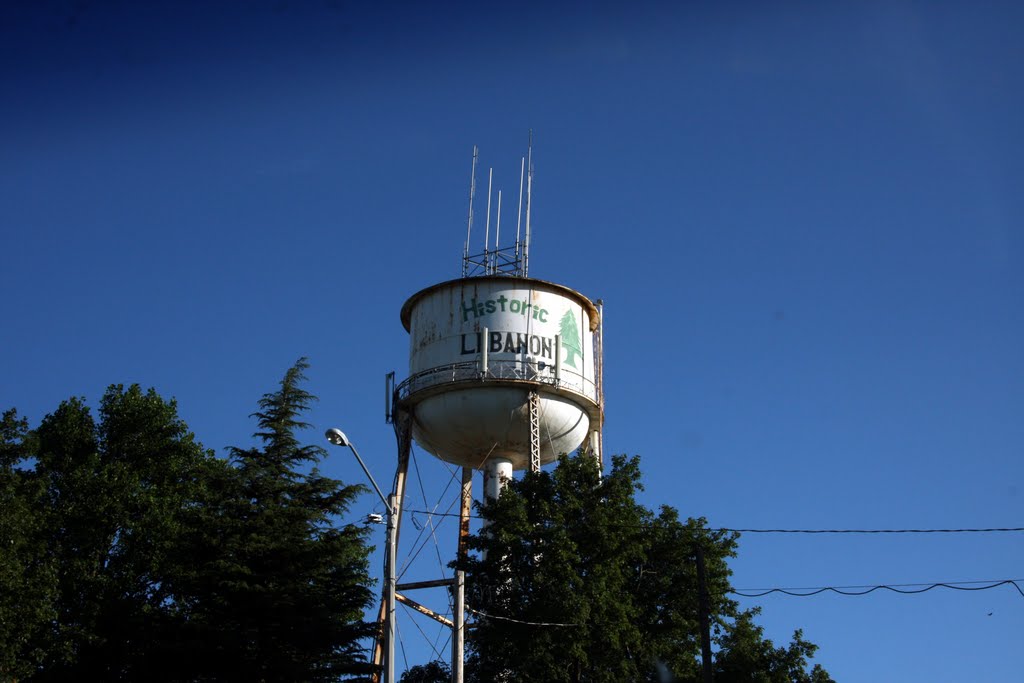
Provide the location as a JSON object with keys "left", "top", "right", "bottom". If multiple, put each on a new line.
{"left": 325, "top": 428, "right": 396, "bottom": 683}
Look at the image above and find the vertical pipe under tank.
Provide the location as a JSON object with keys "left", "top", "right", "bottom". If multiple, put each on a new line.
{"left": 481, "top": 458, "right": 513, "bottom": 564}
{"left": 483, "top": 458, "right": 513, "bottom": 500}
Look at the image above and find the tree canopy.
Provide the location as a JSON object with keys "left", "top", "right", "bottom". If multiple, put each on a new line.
{"left": 457, "top": 453, "right": 834, "bottom": 683}
{"left": 168, "top": 358, "right": 376, "bottom": 681}
{"left": 2, "top": 362, "right": 833, "bottom": 682}
{"left": 0, "top": 359, "right": 375, "bottom": 682}
{"left": 399, "top": 660, "right": 451, "bottom": 683}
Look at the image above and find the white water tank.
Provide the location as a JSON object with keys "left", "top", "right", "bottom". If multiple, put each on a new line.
{"left": 398, "top": 276, "right": 601, "bottom": 471}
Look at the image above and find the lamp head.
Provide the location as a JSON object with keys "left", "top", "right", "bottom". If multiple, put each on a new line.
{"left": 325, "top": 428, "right": 350, "bottom": 447}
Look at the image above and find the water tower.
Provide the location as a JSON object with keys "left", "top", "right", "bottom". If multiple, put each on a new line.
{"left": 374, "top": 140, "right": 604, "bottom": 683}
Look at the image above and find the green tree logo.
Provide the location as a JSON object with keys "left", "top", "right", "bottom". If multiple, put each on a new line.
{"left": 559, "top": 309, "right": 582, "bottom": 369}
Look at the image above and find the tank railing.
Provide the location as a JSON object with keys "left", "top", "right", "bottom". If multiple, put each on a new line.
{"left": 395, "top": 359, "right": 597, "bottom": 404}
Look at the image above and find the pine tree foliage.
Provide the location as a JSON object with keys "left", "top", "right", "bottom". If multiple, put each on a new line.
{"left": 168, "top": 357, "right": 376, "bottom": 681}
{"left": 458, "top": 453, "right": 833, "bottom": 683}
{"left": 714, "top": 612, "right": 835, "bottom": 683}
{"left": 0, "top": 359, "right": 376, "bottom": 682}
{"left": 399, "top": 659, "right": 451, "bottom": 683}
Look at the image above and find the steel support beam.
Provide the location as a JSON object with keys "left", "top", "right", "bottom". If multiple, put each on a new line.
{"left": 396, "top": 593, "right": 454, "bottom": 628}
{"left": 451, "top": 467, "right": 473, "bottom": 683}
{"left": 396, "top": 578, "right": 456, "bottom": 592}
{"left": 370, "top": 404, "right": 412, "bottom": 683}
{"left": 528, "top": 389, "right": 541, "bottom": 473}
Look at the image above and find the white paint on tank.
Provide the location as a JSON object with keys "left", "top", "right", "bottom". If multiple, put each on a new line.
{"left": 399, "top": 277, "right": 600, "bottom": 470}
{"left": 411, "top": 387, "right": 590, "bottom": 470}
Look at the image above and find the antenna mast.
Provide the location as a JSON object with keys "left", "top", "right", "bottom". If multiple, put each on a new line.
{"left": 462, "top": 147, "right": 478, "bottom": 277}
{"left": 493, "top": 190, "right": 502, "bottom": 275}
{"left": 523, "top": 130, "right": 533, "bottom": 277}
{"left": 484, "top": 168, "right": 493, "bottom": 271}
{"left": 460, "top": 134, "right": 534, "bottom": 278}
{"left": 515, "top": 156, "right": 524, "bottom": 275}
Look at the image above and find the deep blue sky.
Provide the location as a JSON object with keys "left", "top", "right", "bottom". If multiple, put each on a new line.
{"left": 3, "top": 2, "right": 1023, "bottom": 680}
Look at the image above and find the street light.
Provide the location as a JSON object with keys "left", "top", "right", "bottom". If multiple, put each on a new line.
{"left": 325, "top": 428, "right": 397, "bottom": 683}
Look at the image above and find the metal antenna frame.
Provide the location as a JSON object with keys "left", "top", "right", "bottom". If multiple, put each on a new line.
{"left": 493, "top": 190, "right": 502, "bottom": 274}
{"left": 483, "top": 168, "right": 493, "bottom": 268}
{"left": 461, "top": 132, "right": 534, "bottom": 278}
{"left": 523, "top": 129, "right": 533, "bottom": 278}
{"left": 462, "top": 147, "right": 478, "bottom": 278}
{"left": 515, "top": 156, "right": 525, "bottom": 270}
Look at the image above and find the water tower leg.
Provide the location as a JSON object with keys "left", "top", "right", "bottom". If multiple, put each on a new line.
{"left": 371, "top": 406, "right": 413, "bottom": 683}
{"left": 452, "top": 467, "right": 472, "bottom": 683}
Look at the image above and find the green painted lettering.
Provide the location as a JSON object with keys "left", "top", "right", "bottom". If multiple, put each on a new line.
{"left": 461, "top": 298, "right": 477, "bottom": 322}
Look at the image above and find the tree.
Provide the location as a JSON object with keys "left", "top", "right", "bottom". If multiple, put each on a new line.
{"left": 0, "top": 360, "right": 377, "bottom": 681}
{"left": 457, "top": 453, "right": 832, "bottom": 683}
{"left": 0, "top": 409, "right": 56, "bottom": 681}
{"left": 165, "top": 358, "right": 376, "bottom": 681}
{"left": 1, "top": 386, "right": 220, "bottom": 680}
{"left": 400, "top": 660, "right": 451, "bottom": 683}
{"left": 715, "top": 612, "right": 835, "bottom": 683}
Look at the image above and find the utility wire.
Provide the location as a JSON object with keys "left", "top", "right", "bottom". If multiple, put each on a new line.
{"left": 399, "top": 601, "right": 449, "bottom": 660}
{"left": 725, "top": 527, "right": 1024, "bottom": 534}
{"left": 730, "top": 579, "right": 1024, "bottom": 598}
{"left": 409, "top": 448, "right": 449, "bottom": 578}
{"left": 401, "top": 508, "right": 1024, "bottom": 534}
{"left": 466, "top": 606, "right": 580, "bottom": 627}
{"left": 462, "top": 580, "right": 1024, "bottom": 630}
{"left": 397, "top": 447, "right": 461, "bottom": 581}
{"left": 396, "top": 618, "right": 409, "bottom": 674}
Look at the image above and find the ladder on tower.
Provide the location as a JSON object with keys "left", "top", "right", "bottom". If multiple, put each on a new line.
{"left": 528, "top": 389, "right": 541, "bottom": 473}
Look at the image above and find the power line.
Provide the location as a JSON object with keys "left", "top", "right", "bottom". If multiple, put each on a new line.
{"left": 730, "top": 579, "right": 1024, "bottom": 599}
{"left": 725, "top": 527, "right": 1024, "bottom": 534}
{"left": 400, "top": 508, "right": 1024, "bottom": 535}
{"left": 460, "top": 579, "right": 1024, "bottom": 630}
{"left": 399, "top": 601, "right": 450, "bottom": 660}
{"left": 466, "top": 606, "right": 580, "bottom": 627}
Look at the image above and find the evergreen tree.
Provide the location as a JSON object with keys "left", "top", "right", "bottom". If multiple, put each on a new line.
{"left": 458, "top": 453, "right": 832, "bottom": 683}
{"left": 400, "top": 660, "right": 451, "bottom": 683}
{"left": 167, "top": 358, "right": 376, "bottom": 681}
{"left": 0, "top": 360, "right": 376, "bottom": 681}
{"left": 714, "top": 612, "right": 834, "bottom": 683}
